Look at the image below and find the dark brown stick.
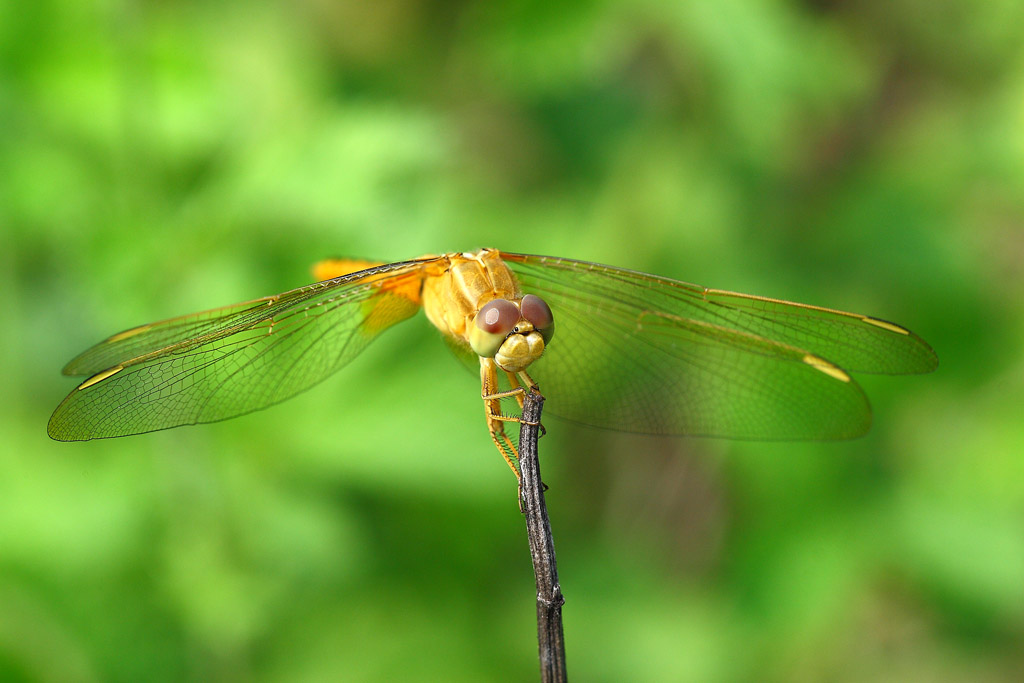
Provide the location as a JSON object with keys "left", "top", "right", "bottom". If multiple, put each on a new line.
{"left": 519, "top": 389, "right": 567, "bottom": 683}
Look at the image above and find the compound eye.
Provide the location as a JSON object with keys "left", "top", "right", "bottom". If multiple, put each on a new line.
{"left": 471, "top": 299, "right": 520, "bottom": 357}
{"left": 520, "top": 294, "right": 554, "bottom": 343}
{"left": 476, "top": 299, "right": 520, "bottom": 334}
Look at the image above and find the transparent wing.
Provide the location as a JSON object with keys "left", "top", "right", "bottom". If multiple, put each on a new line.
{"left": 500, "top": 252, "right": 937, "bottom": 440}
{"left": 48, "top": 259, "right": 436, "bottom": 441}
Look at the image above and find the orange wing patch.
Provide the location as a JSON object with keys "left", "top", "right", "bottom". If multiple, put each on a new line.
{"left": 312, "top": 258, "right": 428, "bottom": 334}
{"left": 312, "top": 258, "right": 385, "bottom": 282}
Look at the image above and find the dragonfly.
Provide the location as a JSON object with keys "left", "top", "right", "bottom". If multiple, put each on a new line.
{"left": 48, "top": 248, "right": 938, "bottom": 480}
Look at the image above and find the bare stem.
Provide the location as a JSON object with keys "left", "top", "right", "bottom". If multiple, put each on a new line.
{"left": 519, "top": 389, "right": 567, "bottom": 683}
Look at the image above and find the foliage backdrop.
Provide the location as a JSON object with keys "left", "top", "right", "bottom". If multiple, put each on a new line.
{"left": 3, "top": 0, "right": 1024, "bottom": 680}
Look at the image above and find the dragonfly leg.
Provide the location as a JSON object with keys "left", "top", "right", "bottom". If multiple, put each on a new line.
{"left": 503, "top": 371, "right": 528, "bottom": 412}
{"left": 484, "top": 388, "right": 528, "bottom": 405}
{"left": 516, "top": 369, "right": 540, "bottom": 393}
{"left": 480, "top": 357, "right": 523, "bottom": 481}
{"left": 512, "top": 370, "right": 544, "bottom": 435}
{"left": 481, "top": 360, "right": 547, "bottom": 508}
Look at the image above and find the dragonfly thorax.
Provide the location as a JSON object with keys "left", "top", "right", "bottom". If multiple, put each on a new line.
{"left": 421, "top": 249, "right": 521, "bottom": 343}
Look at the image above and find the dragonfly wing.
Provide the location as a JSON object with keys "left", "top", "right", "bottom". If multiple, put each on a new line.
{"left": 62, "top": 297, "right": 278, "bottom": 377}
{"left": 698, "top": 289, "right": 937, "bottom": 375}
{"left": 501, "top": 252, "right": 935, "bottom": 439}
{"left": 61, "top": 259, "right": 432, "bottom": 376}
{"left": 48, "top": 260, "right": 433, "bottom": 441}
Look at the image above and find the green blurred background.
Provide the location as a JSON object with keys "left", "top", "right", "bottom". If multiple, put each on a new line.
{"left": 3, "top": 0, "right": 1023, "bottom": 681}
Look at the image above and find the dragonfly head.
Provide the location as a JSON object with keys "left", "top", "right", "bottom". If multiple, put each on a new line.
{"left": 470, "top": 294, "right": 555, "bottom": 372}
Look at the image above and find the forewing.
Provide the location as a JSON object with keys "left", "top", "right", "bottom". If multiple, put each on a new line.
{"left": 48, "top": 260, "right": 432, "bottom": 441}
{"left": 501, "top": 252, "right": 936, "bottom": 439}
{"left": 61, "top": 259, "right": 429, "bottom": 376}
